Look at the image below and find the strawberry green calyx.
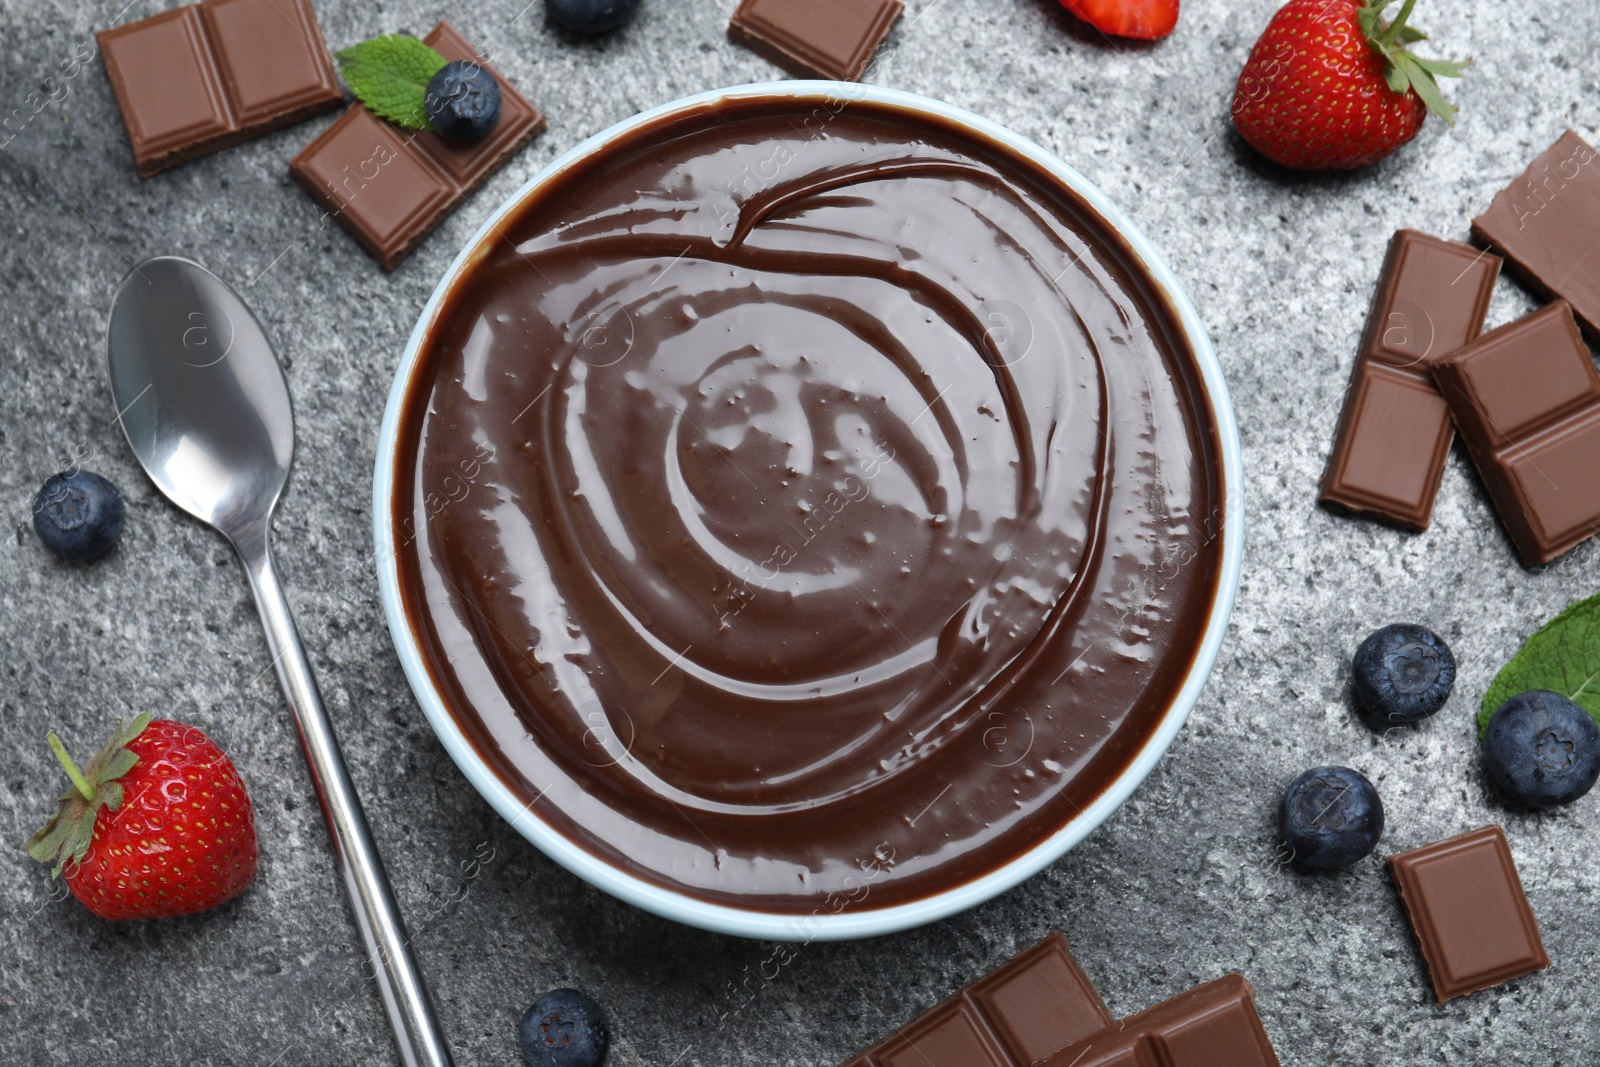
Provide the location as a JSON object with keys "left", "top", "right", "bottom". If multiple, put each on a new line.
{"left": 24, "top": 713, "right": 152, "bottom": 877}
{"left": 1358, "top": 0, "right": 1470, "bottom": 125}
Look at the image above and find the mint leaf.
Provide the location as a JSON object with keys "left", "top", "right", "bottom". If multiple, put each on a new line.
{"left": 1480, "top": 591, "right": 1600, "bottom": 736}
{"left": 336, "top": 35, "right": 448, "bottom": 130}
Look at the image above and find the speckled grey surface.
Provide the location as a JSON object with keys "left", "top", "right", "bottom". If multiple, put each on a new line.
{"left": 2, "top": 0, "right": 1598, "bottom": 1063}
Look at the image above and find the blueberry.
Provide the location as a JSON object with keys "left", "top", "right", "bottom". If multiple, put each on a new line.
{"left": 519, "top": 988, "right": 609, "bottom": 1067}
{"left": 1483, "top": 690, "right": 1600, "bottom": 809}
{"left": 1279, "top": 766, "right": 1384, "bottom": 869}
{"left": 33, "top": 471, "right": 124, "bottom": 562}
{"left": 547, "top": 0, "right": 642, "bottom": 34}
{"left": 424, "top": 61, "right": 502, "bottom": 140}
{"left": 1351, "top": 623, "right": 1455, "bottom": 725}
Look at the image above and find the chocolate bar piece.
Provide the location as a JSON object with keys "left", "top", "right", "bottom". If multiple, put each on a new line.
{"left": 1473, "top": 132, "right": 1600, "bottom": 339}
{"left": 98, "top": 0, "right": 343, "bottom": 177}
{"left": 729, "top": 0, "right": 904, "bottom": 82}
{"left": 842, "top": 932, "right": 1111, "bottom": 1067}
{"left": 1037, "top": 974, "right": 1280, "bottom": 1067}
{"left": 1320, "top": 230, "right": 1500, "bottom": 530}
{"left": 1431, "top": 301, "right": 1600, "bottom": 565}
{"left": 289, "top": 22, "right": 545, "bottom": 270}
{"left": 1389, "top": 826, "right": 1549, "bottom": 1002}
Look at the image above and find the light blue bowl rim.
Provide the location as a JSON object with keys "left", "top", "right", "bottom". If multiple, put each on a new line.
{"left": 372, "top": 81, "right": 1245, "bottom": 942}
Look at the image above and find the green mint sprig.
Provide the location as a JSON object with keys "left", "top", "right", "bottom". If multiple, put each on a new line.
{"left": 335, "top": 35, "right": 448, "bottom": 130}
{"left": 1480, "top": 591, "right": 1600, "bottom": 736}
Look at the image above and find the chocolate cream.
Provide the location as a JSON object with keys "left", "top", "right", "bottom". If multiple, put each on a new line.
{"left": 393, "top": 94, "right": 1225, "bottom": 914}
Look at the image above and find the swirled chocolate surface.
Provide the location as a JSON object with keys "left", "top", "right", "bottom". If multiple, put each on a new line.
{"left": 393, "top": 95, "right": 1225, "bottom": 913}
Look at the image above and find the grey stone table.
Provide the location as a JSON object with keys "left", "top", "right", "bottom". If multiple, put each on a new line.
{"left": 2, "top": 0, "right": 1597, "bottom": 1063}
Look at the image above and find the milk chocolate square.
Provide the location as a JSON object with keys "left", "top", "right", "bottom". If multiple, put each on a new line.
{"left": 873, "top": 1001, "right": 1009, "bottom": 1067}
{"left": 1320, "top": 230, "right": 1499, "bottom": 531}
{"left": 291, "top": 108, "right": 456, "bottom": 257}
{"left": 843, "top": 932, "right": 1111, "bottom": 1067}
{"left": 405, "top": 23, "right": 546, "bottom": 188}
{"left": 288, "top": 22, "right": 545, "bottom": 270}
{"left": 98, "top": 0, "right": 342, "bottom": 177}
{"left": 1496, "top": 407, "right": 1600, "bottom": 558}
{"left": 1036, "top": 974, "right": 1280, "bottom": 1067}
{"left": 1432, "top": 301, "right": 1600, "bottom": 564}
{"left": 1322, "top": 362, "right": 1456, "bottom": 528}
{"left": 968, "top": 936, "right": 1111, "bottom": 1064}
{"left": 99, "top": 8, "right": 233, "bottom": 169}
{"left": 728, "top": 0, "right": 904, "bottom": 82}
{"left": 199, "top": 0, "right": 342, "bottom": 125}
{"left": 1473, "top": 131, "right": 1600, "bottom": 339}
{"left": 1389, "top": 826, "right": 1549, "bottom": 1002}
{"left": 1431, "top": 301, "right": 1600, "bottom": 447}
{"left": 1364, "top": 231, "right": 1501, "bottom": 371}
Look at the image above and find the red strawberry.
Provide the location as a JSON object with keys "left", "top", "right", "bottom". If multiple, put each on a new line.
{"left": 1232, "top": 0, "right": 1468, "bottom": 170}
{"left": 1058, "top": 0, "right": 1179, "bottom": 41}
{"left": 25, "top": 714, "right": 258, "bottom": 920}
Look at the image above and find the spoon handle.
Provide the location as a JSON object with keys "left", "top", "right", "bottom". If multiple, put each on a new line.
{"left": 233, "top": 524, "right": 453, "bottom": 1067}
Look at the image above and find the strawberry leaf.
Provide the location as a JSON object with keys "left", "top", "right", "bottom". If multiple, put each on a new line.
{"left": 1383, "top": 57, "right": 1412, "bottom": 96}
{"left": 1357, "top": 4, "right": 1383, "bottom": 37}
{"left": 1374, "top": 0, "right": 1417, "bottom": 47}
{"left": 23, "top": 814, "right": 75, "bottom": 866}
{"left": 1393, "top": 51, "right": 1458, "bottom": 124}
{"left": 1410, "top": 55, "right": 1472, "bottom": 77}
{"left": 65, "top": 818, "right": 95, "bottom": 874}
{"left": 23, "top": 714, "right": 152, "bottom": 878}
{"left": 1360, "top": 0, "right": 1467, "bottom": 125}
{"left": 104, "top": 748, "right": 138, "bottom": 782}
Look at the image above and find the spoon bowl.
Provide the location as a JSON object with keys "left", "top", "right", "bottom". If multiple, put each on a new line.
{"left": 107, "top": 257, "right": 291, "bottom": 539}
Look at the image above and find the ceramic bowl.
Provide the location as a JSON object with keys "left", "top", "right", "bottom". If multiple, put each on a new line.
{"left": 373, "top": 82, "right": 1245, "bottom": 941}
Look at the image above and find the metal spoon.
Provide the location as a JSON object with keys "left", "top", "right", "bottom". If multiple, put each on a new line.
{"left": 107, "top": 256, "right": 452, "bottom": 1067}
